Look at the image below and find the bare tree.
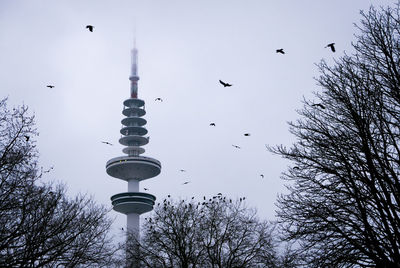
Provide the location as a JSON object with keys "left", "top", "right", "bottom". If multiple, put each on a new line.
{"left": 0, "top": 98, "right": 119, "bottom": 267}
{"left": 126, "top": 195, "right": 286, "bottom": 268}
{"left": 269, "top": 2, "right": 400, "bottom": 267}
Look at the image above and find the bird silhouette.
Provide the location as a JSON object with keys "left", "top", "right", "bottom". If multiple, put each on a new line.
{"left": 86, "top": 25, "right": 94, "bottom": 32}
{"left": 276, "top": 48, "right": 285, "bottom": 54}
{"left": 311, "top": 103, "right": 326, "bottom": 109}
{"left": 210, "top": 123, "right": 216, "bottom": 126}
{"left": 244, "top": 133, "right": 251, "bottom": 136}
{"left": 219, "top": 80, "right": 232, "bottom": 87}
{"left": 232, "top": 144, "right": 241, "bottom": 149}
{"left": 325, "top": 43, "right": 336, "bottom": 52}
{"left": 43, "top": 166, "right": 54, "bottom": 173}
{"left": 260, "top": 174, "right": 264, "bottom": 178}
{"left": 101, "top": 141, "right": 113, "bottom": 146}
{"left": 155, "top": 97, "right": 163, "bottom": 102}
{"left": 46, "top": 85, "right": 54, "bottom": 88}
{"left": 144, "top": 188, "right": 149, "bottom": 191}
{"left": 180, "top": 169, "right": 186, "bottom": 172}
{"left": 182, "top": 181, "right": 190, "bottom": 185}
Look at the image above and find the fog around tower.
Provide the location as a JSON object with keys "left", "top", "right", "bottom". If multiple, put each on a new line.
{"left": 0, "top": 0, "right": 393, "bottom": 233}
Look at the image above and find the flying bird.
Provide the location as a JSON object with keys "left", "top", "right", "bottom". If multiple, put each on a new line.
{"left": 276, "top": 48, "right": 285, "bottom": 54}
{"left": 244, "top": 133, "right": 251, "bottom": 136}
{"left": 182, "top": 181, "right": 190, "bottom": 185}
{"left": 311, "top": 103, "right": 326, "bottom": 109}
{"left": 86, "top": 25, "right": 94, "bottom": 32}
{"left": 325, "top": 43, "right": 336, "bottom": 52}
{"left": 155, "top": 97, "right": 163, "bottom": 102}
{"left": 179, "top": 169, "right": 186, "bottom": 172}
{"left": 210, "top": 123, "right": 216, "bottom": 126}
{"left": 43, "top": 166, "right": 54, "bottom": 173}
{"left": 144, "top": 188, "right": 149, "bottom": 191}
{"left": 219, "top": 80, "right": 232, "bottom": 87}
{"left": 46, "top": 85, "right": 54, "bottom": 89}
{"left": 232, "top": 144, "right": 241, "bottom": 149}
{"left": 101, "top": 141, "right": 113, "bottom": 146}
{"left": 260, "top": 174, "right": 264, "bottom": 178}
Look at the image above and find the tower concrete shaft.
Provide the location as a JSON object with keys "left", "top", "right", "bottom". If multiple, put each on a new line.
{"left": 106, "top": 46, "right": 161, "bottom": 263}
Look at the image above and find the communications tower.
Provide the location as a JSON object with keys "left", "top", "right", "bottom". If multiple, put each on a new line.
{"left": 106, "top": 45, "right": 161, "bottom": 243}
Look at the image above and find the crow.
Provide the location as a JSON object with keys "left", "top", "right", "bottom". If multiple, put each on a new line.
{"left": 276, "top": 48, "right": 285, "bottom": 54}
{"left": 155, "top": 97, "right": 163, "bottom": 102}
{"left": 180, "top": 169, "right": 186, "bottom": 172}
{"left": 43, "top": 166, "right": 54, "bottom": 173}
{"left": 325, "top": 43, "right": 335, "bottom": 52}
{"left": 219, "top": 80, "right": 232, "bottom": 87}
{"left": 86, "top": 25, "right": 94, "bottom": 32}
{"left": 260, "top": 174, "right": 264, "bottom": 178}
{"left": 101, "top": 141, "right": 113, "bottom": 146}
{"left": 311, "top": 103, "right": 326, "bottom": 109}
{"left": 210, "top": 123, "right": 216, "bottom": 126}
{"left": 232, "top": 144, "right": 241, "bottom": 149}
{"left": 182, "top": 181, "right": 190, "bottom": 185}
{"left": 46, "top": 85, "right": 55, "bottom": 88}
{"left": 144, "top": 188, "right": 149, "bottom": 191}
{"left": 244, "top": 133, "right": 250, "bottom": 136}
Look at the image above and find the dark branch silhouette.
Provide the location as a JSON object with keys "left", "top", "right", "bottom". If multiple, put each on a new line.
{"left": 269, "top": 4, "right": 400, "bottom": 266}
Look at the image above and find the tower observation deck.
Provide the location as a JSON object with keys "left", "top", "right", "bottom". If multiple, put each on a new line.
{"left": 106, "top": 46, "right": 161, "bottom": 245}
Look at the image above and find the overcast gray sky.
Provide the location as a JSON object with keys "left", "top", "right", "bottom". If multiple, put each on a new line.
{"left": 0, "top": 0, "right": 395, "bottom": 232}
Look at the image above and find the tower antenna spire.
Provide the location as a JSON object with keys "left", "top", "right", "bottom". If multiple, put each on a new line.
{"left": 130, "top": 30, "right": 139, "bottom": 98}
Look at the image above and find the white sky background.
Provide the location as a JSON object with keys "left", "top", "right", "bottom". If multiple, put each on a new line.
{"left": 0, "top": 0, "right": 395, "bottom": 233}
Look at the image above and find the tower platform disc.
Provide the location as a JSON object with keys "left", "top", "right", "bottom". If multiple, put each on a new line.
{"left": 111, "top": 192, "right": 156, "bottom": 214}
{"left": 106, "top": 156, "right": 161, "bottom": 181}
